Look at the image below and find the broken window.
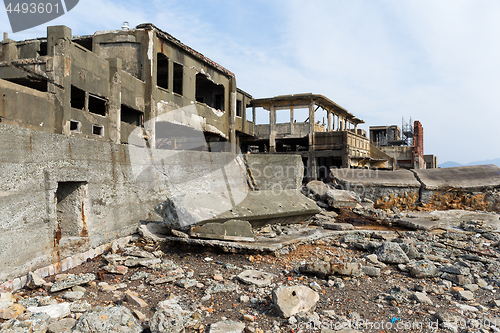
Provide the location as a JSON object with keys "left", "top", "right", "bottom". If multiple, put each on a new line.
{"left": 39, "top": 41, "right": 47, "bottom": 56}
{"left": 88, "top": 94, "right": 107, "bottom": 116}
{"left": 246, "top": 107, "right": 253, "bottom": 121}
{"left": 70, "top": 85, "right": 86, "bottom": 110}
{"left": 236, "top": 100, "right": 242, "bottom": 118}
{"left": 195, "top": 73, "right": 225, "bottom": 111}
{"left": 92, "top": 124, "right": 104, "bottom": 136}
{"left": 121, "top": 104, "right": 143, "bottom": 126}
{"left": 157, "top": 53, "right": 169, "bottom": 90}
{"left": 173, "top": 63, "right": 183, "bottom": 95}
{"left": 70, "top": 120, "right": 81, "bottom": 132}
{"left": 73, "top": 37, "right": 92, "bottom": 52}
{"left": 3, "top": 78, "right": 48, "bottom": 92}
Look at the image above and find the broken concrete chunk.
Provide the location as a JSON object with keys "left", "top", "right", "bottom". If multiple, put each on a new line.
{"left": 206, "top": 282, "right": 238, "bottom": 294}
{"left": 150, "top": 307, "right": 185, "bottom": 333}
{"left": 190, "top": 220, "right": 255, "bottom": 242}
{"left": 407, "top": 260, "right": 438, "bottom": 278}
{"left": 326, "top": 189, "right": 360, "bottom": 208}
{"left": 62, "top": 291, "right": 84, "bottom": 301}
{"left": 125, "top": 290, "right": 148, "bottom": 308}
{"left": 124, "top": 257, "right": 161, "bottom": 268}
{"left": 375, "top": 242, "right": 410, "bottom": 264}
{"left": 362, "top": 266, "right": 381, "bottom": 277}
{"left": 171, "top": 229, "right": 190, "bottom": 239}
{"left": 321, "top": 222, "right": 355, "bottom": 231}
{"left": 103, "top": 264, "right": 128, "bottom": 275}
{"left": 72, "top": 306, "right": 142, "bottom": 333}
{"left": 50, "top": 274, "right": 96, "bottom": 293}
{"left": 306, "top": 180, "right": 330, "bottom": 201}
{"left": 237, "top": 270, "right": 274, "bottom": 287}
{"left": 301, "top": 261, "right": 363, "bottom": 278}
{"left": 457, "top": 290, "right": 474, "bottom": 301}
{"left": 0, "top": 304, "right": 25, "bottom": 320}
{"left": 209, "top": 320, "right": 245, "bottom": 333}
{"left": 47, "top": 318, "right": 77, "bottom": 333}
{"left": 27, "top": 303, "right": 71, "bottom": 319}
{"left": 414, "top": 292, "right": 433, "bottom": 305}
{"left": 26, "top": 272, "right": 47, "bottom": 290}
{"left": 273, "top": 285, "right": 319, "bottom": 318}
{"left": 123, "top": 247, "right": 156, "bottom": 259}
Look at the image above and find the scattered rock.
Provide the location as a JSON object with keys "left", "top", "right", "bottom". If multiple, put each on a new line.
{"left": 72, "top": 306, "right": 142, "bottom": 333}
{"left": 457, "top": 290, "right": 474, "bottom": 301}
{"left": 301, "top": 261, "right": 362, "bottom": 278}
{"left": 62, "top": 291, "right": 84, "bottom": 301}
{"left": 50, "top": 274, "right": 96, "bottom": 293}
{"left": 237, "top": 270, "right": 274, "bottom": 287}
{"left": 362, "top": 266, "right": 381, "bottom": 277}
{"left": 273, "top": 285, "right": 319, "bottom": 318}
{"left": 376, "top": 242, "right": 410, "bottom": 264}
{"left": 26, "top": 272, "right": 47, "bottom": 290}
{"left": 125, "top": 290, "right": 148, "bottom": 307}
{"left": 47, "top": 318, "right": 76, "bottom": 333}
{"left": 414, "top": 292, "right": 433, "bottom": 305}
{"left": 209, "top": 320, "right": 245, "bottom": 333}
{"left": 407, "top": 260, "right": 438, "bottom": 278}
{"left": 150, "top": 307, "right": 185, "bottom": 333}
{"left": 27, "top": 303, "right": 71, "bottom": 319}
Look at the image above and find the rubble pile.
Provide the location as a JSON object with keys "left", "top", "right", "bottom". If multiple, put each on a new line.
{"left": 1, "top": 202, "right": 500, "bottom": 333}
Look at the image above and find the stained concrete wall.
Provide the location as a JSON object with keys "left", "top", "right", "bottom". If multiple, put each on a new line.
{"left": 0, "top": 124, "right": 166, "bottom": 282}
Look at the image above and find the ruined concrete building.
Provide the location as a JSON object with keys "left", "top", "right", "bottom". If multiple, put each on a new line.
{"left": 0, "top": 24, "right": 321, "bottom": 287}
{"left": 369, "top": 119, "right": 437, "bottom": 169}
{"left": 243, "top": 94, "right": 395, "bottom": 181}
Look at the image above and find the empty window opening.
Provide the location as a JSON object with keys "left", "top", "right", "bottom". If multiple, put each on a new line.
{"left": 73, "top": 37, "right": 92, "bottom": 51}
{"left": 195, "top": 73, "right": 225, "bottom": 111}
{"left": 173, "top": 63, "right": 183, "bottom": 95}
{"left": 92, "top": 124, "right": 104, "bottom": 136}
{"left": 88, "top": 94, "right": 107, "bottom": 116}
{"left": 246, "top": 107, "right": 253, "bottom": 121}
{"left": 71, "top": 85, "right": 86, "bottom": 110}
{"left": 56, "top": 181, "right": 88, "bottom": 238}
{"left": 236, "top": 100, "right": 242, "bottom": 118}
{"left": 4, "top": 78, "right": 48, "bottom": 92}
{"left": 70, "top": 120, "right": 81, "bottom": 132}
{"left": 39, "top": 41, "right": 47, "bottom": 56}
{"left": 121, "top": 104, "right": 143, "bottom": 126}
{"left": 156, "top": 53, "right": 169, "bottom": 90}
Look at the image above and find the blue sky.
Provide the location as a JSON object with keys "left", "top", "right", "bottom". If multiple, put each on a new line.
{"left": 1, "top": 0, "right": 499, "bottom": 164}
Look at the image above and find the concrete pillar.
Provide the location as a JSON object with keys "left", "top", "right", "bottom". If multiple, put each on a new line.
{"left": 290, "top": 106, "right": 294, "bottom": 135}
{"left": 229, "top": 77, "right": 237, "bottom": 152}
{"left": 108, "top": 58, "right": 122, "bottom": 144}
{"left": 327, "top": 112, "right": 331, "bottom": 132}
{"left": 269, "top": 104, "right": 276, "bottom": 152}
{"left": 1, "top": 33, "right": 18, "bottom": 62}
{"left": 143, "top": 30, "right": 156, "bottom": 148}
{"left": 308, "top": 102, "right": 315, "bottom": 148}
{"left": 252, "top": 105, "right": 256, "bottom": 124}
{"left": 47, "top": 26, "right": 72, "bottom": 135}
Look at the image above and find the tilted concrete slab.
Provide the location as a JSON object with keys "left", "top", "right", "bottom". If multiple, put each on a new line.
{"left": 414, "top": 165, "right": 500, "bottom": 191}
{"left": 331, "top": 168, "right": 420, "bottom": 187}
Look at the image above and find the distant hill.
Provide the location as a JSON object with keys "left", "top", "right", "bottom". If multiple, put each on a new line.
{"left": 439, "top": 158, "right": 500, "bottom": 168}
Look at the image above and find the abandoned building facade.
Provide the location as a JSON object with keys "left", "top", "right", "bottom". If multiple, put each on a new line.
{"left": 0, "top": 23, "right": 434, "bottom": 286}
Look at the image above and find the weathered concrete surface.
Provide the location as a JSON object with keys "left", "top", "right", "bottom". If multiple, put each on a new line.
{"left": 0, "top": 124, "right": 164, "bottom": 283}
{"left": 245, "top": 154, "right": 304, "bottom": 191}
{"left": 415, "top": 165, "right": 500, "bottom": 212}
{"left": 190, "top": 220, "right": 255, "bottom": 242}
{"left": 331, "top": 168, "right": 420, "bottom": 210}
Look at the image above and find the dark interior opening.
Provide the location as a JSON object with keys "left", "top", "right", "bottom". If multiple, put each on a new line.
{"left": 157, "top": 53, "right": 169, "bottom": 90}
{"left": 173, "top": 63, "right": 183, "bottom": 95}
{"left": 70, "top": 120, "right": 80, "bottom": 132}
{"left": 88, "top": 94, "right": 107, "bottom": 116}
{"left": 39, "top": 41, "right": 47, "bottom": 56}
{"left": 4, "top": 78, "right": 48, "bottom": 92}
{"left": 195, "top": 73, "right": 225, "bottom": 111}
{"left": 121, "top": 104, "right": 143, "bottom": 126}
{"left": 73, "top": 37, "right": 93, "bottom": 51}
{"left": 70, "top": 85, "right": 86, "bottom": 110}
{"left": 236, "top": 100, "right": 242, "bottom": 117}
{"left": 92, "top": 125, "right": 104, "bottom": 136}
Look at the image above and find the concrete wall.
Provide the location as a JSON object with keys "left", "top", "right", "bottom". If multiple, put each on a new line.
{"left": 245, "top": 154, "right": 304, "bottom": 191}
{"left": 0, "top": 124, "right": 166, "bottom": 282}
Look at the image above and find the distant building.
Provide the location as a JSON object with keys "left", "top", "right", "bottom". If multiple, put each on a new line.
{"left": 369, "top": 119, "right": 437, "bottom": 169}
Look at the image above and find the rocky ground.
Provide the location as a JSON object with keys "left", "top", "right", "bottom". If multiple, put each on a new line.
{"left": 2, "top": 186, "right": 500, "bottom": 332}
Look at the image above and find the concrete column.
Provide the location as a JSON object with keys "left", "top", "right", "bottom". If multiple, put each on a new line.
{"left": 47, "top": 25, "right": 72, "bottom": 135}
{"left": 290, "top": 106, "right": 294, "bottom": 135}
{"left": 143, "top": 30, "right": 156, "bottom": 148}
{"left": 354, "top": 123, "right": 358, "bottom": 134}
{"left": 108, "top": 58, "right": 122, "bottom": 144}
{"left": 269, "top": 104, "right": 276, "bottom": 152}
{"left": 1, "top": 33, "right": 18, "bottom": 62}
{"left": 242, "top": 97, "right": 247, "bottom": 134}
{"left": 229, "top": 77, "right": 237, "bottom": 152}
{"left": 327, "top": 112, "right": 331, "bottom": 132}
{"left": 252, "top": 105, "right": 256, "bottom": 124}
{"left": 308, "top": 102, "right": 315, "bottom": 148}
